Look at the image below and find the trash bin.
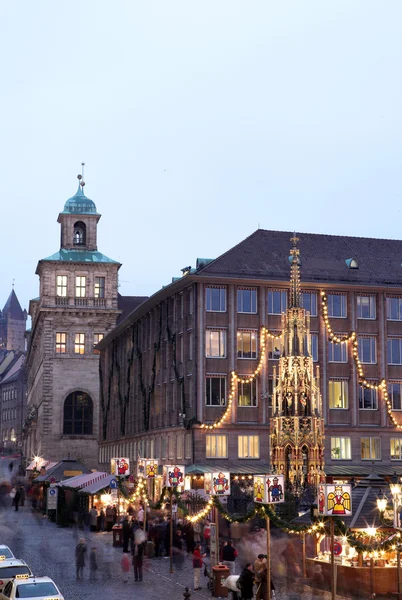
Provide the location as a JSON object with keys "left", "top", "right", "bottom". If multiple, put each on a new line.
{"left": 212, "top": 564, "right": 230, "bottom": 598}
{"left": 112, "top": 525, "right": 123, "bottom": 547}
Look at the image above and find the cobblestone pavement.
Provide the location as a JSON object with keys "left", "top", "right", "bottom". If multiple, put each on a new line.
{"left": 0, "top": 505, "right": 365, "bottom": 600}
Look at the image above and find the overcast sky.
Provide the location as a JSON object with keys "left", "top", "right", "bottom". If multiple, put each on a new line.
{"left": 1, "top": 1, "right": 402, "bottom": 311}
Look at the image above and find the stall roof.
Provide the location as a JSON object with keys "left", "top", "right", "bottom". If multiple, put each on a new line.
{"left": 186, "top": 462, "right": 270, "bottom": 475}
{"left": 34, "top": 459, "right": 92, "bottom": 483}
{"left": 58, "top": 471, "right": 111, "bottom": 490}
{"left": 78, "top": 474, "right": 116, "bottom": 494}
{"left": 26, "top": 459, "right": 57, "bottom": 472}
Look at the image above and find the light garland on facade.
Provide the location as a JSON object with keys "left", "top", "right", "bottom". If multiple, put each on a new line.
{"left": 200, "top": 326, "right": 282, "bottom": 430}
{"left": 186, "top": 497, "right": 214, "bottom": 523}
{"left": 321, "top": 292, "right": 402, "bottom": 429}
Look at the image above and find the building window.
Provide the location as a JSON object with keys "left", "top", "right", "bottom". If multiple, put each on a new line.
{"left": 361, "top": 437, "right": 381, "bottom": 460}
{"left": 359, "top": 385, "right": 378, "bottom": 410}
{"left": 161, "top": 437, "right": 167, "bottom": 459}
{"left": 330, "top": 437, "right": 351, "bottom": 460}
{"left": 73, "top": 221, "right": 86, "bottom": 246}
{"left": 205, "top": 376, "right": 226, "bottom": 406}
{"left": 95, "top": 277, "right": 105, "bottom": 298}
{"left": 357, "top": 295, "right": 376, "bottom": 320}
{"left": 302, "top": 292, "right": 317, "bottom": 316}
{"left": 358, "top": 337, "right": 376, "bottom": 364}
{"left": 237, "top": 289, "right": 257, "bottom": 314}
{"left": 238, "top": 379, "right": 257, "bottom": 407}
{"left": 176, "top": 435, "right": 184, "bottom": 459}
{"left": 238, "top": 435, "right": 260, "bottom": 458}
{"left": 311, "top": 334, "right": 318, "bottom": 362}
{"left": 387, "top": 297, "right": 402, "bottom": 321}
{"left": 388, "top": 338, "right": 402, "bottom": 365}
{"left": 328, "top": 380, "right": 348, "bottom": 409}
{"left": 237, "top": 331, "right": 257, "bottom": 359}
{"left": 63, "top": 391, "right": 93, "bottom": 435}
{"left": 55, "top": 332, "right": 67, "bottom": 354}
{"left": 268, "top": 290, "right": 287, "bottom": 315}
{"left": 93, "top": 333, "right": 104, "bottom": 354}
{"left": 206, "top": 434, "right": 228, "bottom": 458}
{"left": 391, "top": 438, "right": 402, "bottom": 460}
{"left": 185, "top": 433, "right": 192, "bottom": 459}
{"left": 75, "top": 276, "right": 86, "bottom": 298}
{"left": 206, "top": 287, "right": 226, "bottom": 312}
{"left": 205, "top": 330, "right": 226, "bottom": 358}
{"left": 74, "top": 333, "right": 85, "bottom": 354}
{"left": 327, "top": 294, "right": 347, "bottom": 318}
{"left": 389, "top": 382, "right": 402, "bottom": 410}
{"left": 56, "top": 275, "right": 67, "bottom": 297}
{"left": 328, "top": 340, "right": 347, "bottom": 362}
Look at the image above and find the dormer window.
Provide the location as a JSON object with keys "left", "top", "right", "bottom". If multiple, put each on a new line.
{"left": 73, "top": 221, "right": 86, "bottom": 246}
{"left": 345, "top": 258, "right": 359, "bottom": 269}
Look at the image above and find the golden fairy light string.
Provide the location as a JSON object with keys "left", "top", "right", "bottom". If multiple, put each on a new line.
{"left": 321, "top": 292, "right": 402, "bottom": 429}
{"left": 186, "top": 497, "right": 214, "bottom": 523}
{"left": 200, "top": 326, "right": 282, "bottom": 430}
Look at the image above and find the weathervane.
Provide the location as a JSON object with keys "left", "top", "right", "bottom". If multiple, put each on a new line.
{"left": 77, "top": 162, "right": 85, "bottom": 188}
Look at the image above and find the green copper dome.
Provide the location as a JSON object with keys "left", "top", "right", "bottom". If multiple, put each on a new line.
{"left": 61, "top": 184, "right": 98, "bottom": 215}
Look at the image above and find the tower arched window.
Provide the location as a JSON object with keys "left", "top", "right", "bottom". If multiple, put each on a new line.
{"left": 73, "top": 221, "right": 86, "bottom": 246}
{"left": 63, "top": 391, "right": 93, "bottom": 435}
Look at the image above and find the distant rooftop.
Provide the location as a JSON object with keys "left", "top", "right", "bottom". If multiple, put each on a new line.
{"left": 40, "top": 249, "right": 119, "bottom": 264}
{"left": 2, "top": 289, "right": 25, "bottom": 320}
{"left": 117, "top": 293, "right": 148, "bottom": 323}
{"left": 60, "top": 183, "right": 99, "bottom": 215}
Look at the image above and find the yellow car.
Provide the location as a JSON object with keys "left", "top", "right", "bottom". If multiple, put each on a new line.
{"left": 0, "top": 560, "right": 32, "bottom": 593}
{"left": 0, "top": 576, "right": 64, "bottom": 600}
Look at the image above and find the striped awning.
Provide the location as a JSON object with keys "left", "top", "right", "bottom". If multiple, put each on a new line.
{"left": 58, "top": 471, "right": 111, "bottom": 490}
{"left": 78, "top": 474, "right": 116, "bottom": 495}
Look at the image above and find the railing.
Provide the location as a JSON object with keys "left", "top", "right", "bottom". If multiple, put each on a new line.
{"left": 50, "top": 297, "right": 109, "bottom": 308}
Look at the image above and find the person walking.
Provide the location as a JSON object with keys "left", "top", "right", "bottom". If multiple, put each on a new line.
{"left": 256, "top": 562, "right": 275, "bottom": 600}
{"left": 75, "top": 538, "right": 87, "bottom": 580}
{"left": 122, "top": 517, "right": 133, "bottom": 553}
{"left": 105, "top": 506, "right": 114, "bottom": 532}
{"left": 89, "top": 547, "right": 98, "bottom": 581}
{"left": 132, "top": 539, "right": 144, "bottom": 581}
{"left": 99, "top": 508, "right": 105, "bottom": 532}
{"left": 222, "top": 540, "right": 238, "bottom": 575}
{"left": 237, "top": 563, "right": 254, "bottom": 600}
{"left": 89, "top": 506, "right": 98, "bottom": 532}
{"left": 193, "top": 543, "right": 206, "bottom": 591}
{"left": 14, "top": 487, "right": 21, "bottom": 512}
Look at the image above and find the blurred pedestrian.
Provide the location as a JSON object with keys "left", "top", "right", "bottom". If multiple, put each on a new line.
{"left": 75, "top": 538, "right": 87, "bottom": 580}
{"left": 89, "top": 547, "right": 98, "bottom": 581}
{"left": 121, "top": 553, "right": 130, "bottom": 583}
{"left": 193, "top": 542, "right": 206, "bottom": 590}
{"left": 106, "top": 506, "right": 114, "bottom": 532}
{"left": 132, "top": 539, "right": 144, "bottom": 581}
{"left": 13, "top": 487, "right": 21, "bottom": 512}
{"left": 99, "top": 508, "right": 105, "bottom": 532}
{"left": 237, "top": 563, "right": 254, "bottom": 600}
{"left": 222, "top": 540, "right": 238, "bottom": 575}
{"left": 122, "top": 517, "right": 133, "bottom": 553}
{"left": 89, "top": 506, "right": 98, "bottom": 532}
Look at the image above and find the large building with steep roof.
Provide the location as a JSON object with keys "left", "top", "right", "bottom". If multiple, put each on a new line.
{"left": 24, "top": 176, "right": 122, "bottom": 467}
{"left": 97, "top": 228, "right": 402, "bottom": 482}
{"left": 0, "top": 289, "right": 27, "bottom": 351}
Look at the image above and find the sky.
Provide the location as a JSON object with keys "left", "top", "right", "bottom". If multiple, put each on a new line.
{"left": 1, "top": 1, "right": 402, "bottom": 312}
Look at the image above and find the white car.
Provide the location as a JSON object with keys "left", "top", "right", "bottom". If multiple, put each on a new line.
{"left": 0, "top": 560, "right": 32, "bottom": 593}
{"left": 0, "top": 548, "right": 14, "bottom": 561}
{"left": 0, "top": 576, "right": 64, "bottom": 600}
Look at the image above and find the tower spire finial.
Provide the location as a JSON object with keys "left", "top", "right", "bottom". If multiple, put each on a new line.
{"left": 289, "top": 232, "right": 301, "bottom": 308}
{"left": 77, "top": 162, "right": 86, "bottom": 189}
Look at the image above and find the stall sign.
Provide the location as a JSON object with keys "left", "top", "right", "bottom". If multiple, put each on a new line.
{"left": 204, "top": 473, "right": 213, "bottom": 495}
{"left": 47, "top": 487, "right": 58, "bottom": 510}
{"left": 111, "top": 457, "right": 130, "bottom": 477}
{"left": 211, "top": 472, "right": 230, "bottom": 496}
{"left": 145, "top": 460, "right": 159, "bottom": 478}
{"left": 253, "top": 474, "right": 285, "bottom": 504}
{"left": 164, "top": 465, "right": 185, "bottom": 489}
{"left": 317, "top": 483, "right": 352, "bottom": 516}
{"left": 333, "top": 541, "right": 342, "bottom": 556}
{"left": 137, "top": 458, "right": 146, "bottom": 477}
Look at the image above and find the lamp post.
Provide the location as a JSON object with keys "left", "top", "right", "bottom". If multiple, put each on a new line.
{"left": 390, "top": 473, "right": 402, "bottom": 529}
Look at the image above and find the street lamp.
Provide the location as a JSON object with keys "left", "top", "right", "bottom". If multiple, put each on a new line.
{"left": 390, "top": 473, "right": 402, "bottom": 529}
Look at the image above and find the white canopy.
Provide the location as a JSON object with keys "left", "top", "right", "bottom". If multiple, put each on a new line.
{"left": 58, "top": 471, "right": 111, "bottom": 490}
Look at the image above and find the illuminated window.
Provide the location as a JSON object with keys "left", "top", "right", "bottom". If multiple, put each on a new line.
{"left": 95, "top": 277, "right": 105, "bottom": 298}
{"left": 238, "top": 379, "right": 257, "bottom": 407}
{"left": 391, "top": 438, "right": 402, "bottom": 460}
{"left": 237, "top": 289, "right": 257, "bottom": 314}
{"left": 361, "top": 437, "right": 381, "bottom": 460}
{"left": 55, "top": 332, "right": 67, "bottom": 354}
{"left": 238, "top": 435, "right": 260, "bottom": 458}
{"left": 237, "top": 331, "right": 257, "bottom": 359}
{"left": 206, "top": 434, "right": 227, "bottom": 458}
{"left": 56, "top": 275, "right": 67, "bottom": 297}
{"left": 205, "top": 330, "right": 226, "bottom": 358}
{"left": 93, "top": 333, "right": 104, "bottom": 354}
{"left": 328, "top": 380, "right": 348, "bottom": 409}
{"left": 75, "top": 276, "right": 86, "bottom": 298}
{"left": 330, "top": 437, "right": 351, "bottom": 460}
{"left": 74, "top": 333, "right": 85, "bottom": 354}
